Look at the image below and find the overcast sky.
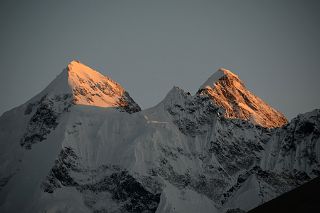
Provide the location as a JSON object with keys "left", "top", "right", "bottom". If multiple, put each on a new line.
{"left": 0, "top": 0, "right": 319, "bottom": 120}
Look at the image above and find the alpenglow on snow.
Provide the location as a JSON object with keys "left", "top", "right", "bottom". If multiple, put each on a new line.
{"left": 0, "top": 61, "right": 319, "bottom": 213}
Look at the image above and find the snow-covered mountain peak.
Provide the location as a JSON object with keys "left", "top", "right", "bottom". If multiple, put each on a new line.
{"left": 198, "top": 68, "right": 288, "bottom": 128}
{"left": 0, "top": 60, "right": 319, "bottom": 213}
{"left": 163, "top": 86, "right": 189, "bottom": 101}
{"left": 66, "top": 60, "right": 119, "bottom": 88}
{"left": 199, "top": 68, "right": 239, "bottom": 90}
{"left": 35, "top": 60, "right": 141, "bottom": 113}
{"left": 65, "top": 60, "right": 139, "bottom": 111}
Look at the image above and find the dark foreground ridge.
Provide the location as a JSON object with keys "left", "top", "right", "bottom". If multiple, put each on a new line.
{"left": 249, "top": 176, "right": 320, "bottom": 213}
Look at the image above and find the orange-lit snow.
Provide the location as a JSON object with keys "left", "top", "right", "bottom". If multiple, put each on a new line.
{"left": 198, "top": 68, "right": 288, "bottom": 128}
{"left": 67, "top": 60, "right": 127, "bottom": 108}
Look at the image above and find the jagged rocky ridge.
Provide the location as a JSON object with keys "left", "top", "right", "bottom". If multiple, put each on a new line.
{"left": 0, "top": 63, "right": 319, "bottom": 213}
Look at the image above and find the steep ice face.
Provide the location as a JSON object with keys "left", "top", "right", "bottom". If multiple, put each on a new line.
{"left": 198, "top": 68, "right": 288, "bottom": 128}
{"left": 261, "top": 109, "right": 320, "bottom": 176}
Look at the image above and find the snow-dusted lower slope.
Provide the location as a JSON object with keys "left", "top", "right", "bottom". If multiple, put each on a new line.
{"left": 0, "top": 64, "right": 319, "bottom": 213}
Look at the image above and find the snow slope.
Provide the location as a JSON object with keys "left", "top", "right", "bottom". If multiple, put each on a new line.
{"left": 0, "top": 63, "right": 319, "bottom": 213}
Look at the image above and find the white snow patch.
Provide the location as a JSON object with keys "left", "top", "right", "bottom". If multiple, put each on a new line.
{"left": 156, "top": 181, "right": 219, "bottom": 213}
{"left": 224, "top": 175, "right": 262, "bottom": 211}
{"left": 199, "top": 69, "right": 229, "bottom": 90}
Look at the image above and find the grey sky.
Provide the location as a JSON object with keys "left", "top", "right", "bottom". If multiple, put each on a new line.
{"left": 0, "top": 0, "right": 319, "bottom": 120}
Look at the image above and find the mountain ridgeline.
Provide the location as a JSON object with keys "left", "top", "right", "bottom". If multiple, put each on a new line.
{"left": 0, "top": 61, "right": 319, "bottom": 213}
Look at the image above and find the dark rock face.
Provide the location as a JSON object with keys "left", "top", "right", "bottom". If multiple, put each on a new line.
{"left": 165, "top": 90, "right": 221, "bottom": 137}
{"left": 208, "top": 138, "right": 262, "bottom": 176}
{"left": 42, "top": 147, "right": 160, "bottom": 213}
{"left": 118, "top": 91, "right": 141, "bottom": 114}
{"left": 79, "top": 171, "right": 160, "bottom": 213}
{"left": 42, "top": 147, "right": 80, "bottom": 193}
{"left": 296, "top": 121, "right": 315, "bottom": 135}
{"left": 20, "top": 94, "right": 72, "bottom": 149}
